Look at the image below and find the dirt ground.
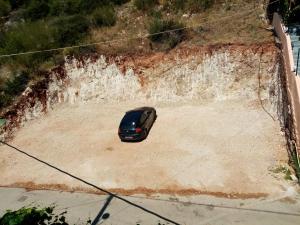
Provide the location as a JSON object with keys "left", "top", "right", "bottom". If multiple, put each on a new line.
{"left": 0, "top": 98, "right": 291, "bottom": 197}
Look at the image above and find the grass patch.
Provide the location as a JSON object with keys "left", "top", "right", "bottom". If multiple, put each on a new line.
{"left": 270, "top": 165, "right": 293, "bottom": 181}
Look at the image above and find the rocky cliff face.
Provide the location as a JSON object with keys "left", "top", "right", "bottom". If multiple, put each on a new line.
{"left": 0, "top": 44, "right": 281, "bottom": 140}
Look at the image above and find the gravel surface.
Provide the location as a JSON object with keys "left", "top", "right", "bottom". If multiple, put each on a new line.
{"left": 0, "top": 99, "right": 290, "bottom": 197}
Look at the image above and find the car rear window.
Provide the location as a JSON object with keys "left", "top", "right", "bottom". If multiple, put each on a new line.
{"left": 120, "top": 111, "right": 143, "bottom": 129}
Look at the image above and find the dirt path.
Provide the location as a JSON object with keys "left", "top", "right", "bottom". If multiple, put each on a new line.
{"left": 0, "top": 99, "right": 290, "bottom": 196}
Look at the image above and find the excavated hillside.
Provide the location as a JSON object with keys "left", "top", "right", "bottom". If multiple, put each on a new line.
{"left": 0, "top": 44, "right": 292, "bottom": 197}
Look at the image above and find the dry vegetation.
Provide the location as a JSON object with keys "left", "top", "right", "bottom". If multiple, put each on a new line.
{"left": 91, "top": 0, "right": 274, "bottom": 54}
{"left": 0, "top": 0, "right": 274, "bottom": 111}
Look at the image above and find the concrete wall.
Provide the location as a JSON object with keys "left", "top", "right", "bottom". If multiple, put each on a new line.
{"left": 273, "top": 13, "right": 300, "bottom": 151}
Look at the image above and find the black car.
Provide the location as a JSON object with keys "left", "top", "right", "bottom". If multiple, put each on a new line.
{"left": 118, "top": 107, "right": 157, "bottom": 141}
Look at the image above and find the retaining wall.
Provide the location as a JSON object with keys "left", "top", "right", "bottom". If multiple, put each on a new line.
{"left": 273, "top": 13, "right": 300, "bottom": 152}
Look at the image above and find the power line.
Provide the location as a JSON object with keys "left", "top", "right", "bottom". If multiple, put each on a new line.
{"left": 0, "top": 140, "right": 180, "bottom": 225}
{"left": 0, "top": 0, "right": 279, "bottom": 59}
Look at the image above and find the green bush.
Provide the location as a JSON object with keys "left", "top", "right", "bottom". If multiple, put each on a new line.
{"left": 48, "top": 0, "right": 82, "bottom": 16}
{"left": 0, "top": 71, "right": 29, "bottom": 108}
{"left": 52, "top": 15, "right": 89, "bottom": 46}
{"left": 8, "top": 0, "right": 29, "bottom": 9}
{"left": 163, "top": 0, "right": 185, "bottom": 11}
{"left": 91, "top": 5, "right": 116, "bottom": 27}
{"left": 134, "top": 0, "right": 158, "bottom": 11}
{"left": 111, "top": 0, "right": 130, "bottom": 5}
{"left": 3, "top": 71, "right": 29, "bottom": 95}
{"left": 0, "top": 0, "right": 11, "bottom": 17}
{"left": 0, "top": 21, "right": 56, "bottom": 68}
{"left": 25, "top": 0, "right": 49, "bottom": 20}
{"left": 173, "top": 0, "right": 185, "bottom": 11}
{"left": 0, "top": 206, "right": 69, "bottom": 225}
{"left": 148, "top": 18, "right": 185, "bottom": 48}
{"left": 186, "top": 0, "right": 213, "bottom": 12}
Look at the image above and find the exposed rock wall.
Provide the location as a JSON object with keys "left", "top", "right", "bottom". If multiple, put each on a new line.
{"left": 0, "top": 44, "right": 282, "bottom": 140}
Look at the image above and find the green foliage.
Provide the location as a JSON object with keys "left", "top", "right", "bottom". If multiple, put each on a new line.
{"left": 48, "top": 0, "right": 129, "bottom": 16}
{"left": 48, "top": 0, "right": 83, "bottom": 16}
{"left": 163, "top": 0, "right": 213, "bottom": 12}
{"left": 8, "top": 0, "right": 29, "bottom": 9}
{"left": 172, "top": 0, "right": 185, "bottom": 11}
{"left": 91, "top": 5, "right": 116, "bottom": 27}
{"left": 291, "top": 149, "right": 300, "bottom": 182}
{"left": 16, "top": 0, "right": 130, "bottom": 18}
{"left": 287, "top": 3, "right": 300, "bottom": 24}
{"left": 186, "top": 0, "right": 213, "bottom": 12}
{"left": 25, "top": 0, "right": 49, "bottom": 20}
{"left": 111, "top": 0, "right": 130, "bottom": 5}
{"left": 134, "top": 0, "right": 158, "bottom": 11}
{"left": 0, "top": 0, "right": 11, "bottom": 17}
{"left": 0, "top": 93, "right": 12, "bottom": 109}
{"left": 148, "top": 18, "right": 185, "bottom": 48}
{"left": 269, "top": 0, "right": 300, "bottom": 24}
{"left": 0, "top": 21, "right": 56, "bottom": 68}
{"left": 0, "top": 71, "right": 29, "bottom": 108}
{"left": 52, "top": 15, "right": 89, "bottom": 46}
{"left": 65, "top": 46, "right": 97, "bottom": 58}
{"left": 3, "top": 71, "right": 29, "bottom": 96}
{"left": 0, "top": 206, "right": 68, "bottom": 225}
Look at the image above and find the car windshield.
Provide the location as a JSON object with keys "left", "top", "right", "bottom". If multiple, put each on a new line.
{"left": 120, "top": 111, "right": 143, "bottom": 129}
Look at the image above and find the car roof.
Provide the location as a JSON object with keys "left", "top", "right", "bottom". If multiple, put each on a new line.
{"left": 126, "top": 107, "right": 153, "bottom": 114}
{"left": 121, "top": 110, "right": 143, "bottom": 126}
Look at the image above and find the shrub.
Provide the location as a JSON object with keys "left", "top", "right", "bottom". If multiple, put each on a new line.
{"left": 0, "top": 71, "right": 29, "bottom": 108}
{"left": 148, "top": 18, "right": 185, "bottom": 48}
{"left": 134, "top": 0, "right": 158, "bottom": 11}
{"left": 0, "top": 93, "right": 12, "bottom": 109}
{"left": 66, "top": 46, "right": 97, "bottom": 58}
{"left": 0, "top": 0, "right": 11, "bottom": 17}
{"left": 186, "top": 0, "right": 213, "bottom": 12}
{"left": 48, "top": 0, "right": 82, "bottom": 16}
{"left": 8, "top": 0, "right": 29, "bottom": 9}
{"left": 0, "top": 21, "right": 56, "bottom": 68}
{"left": 3, "top": 71, "right": 29, "bottom": 96}
{"left": 25, "top": 0, "right": 50, "bottom": 20}
{"left": 91, "top": 5, "right": 116, "bottom": 27}
{"left": 163, "top": 0, "right": 185, "bottom": 11}
{"left": 111, "top": 0, "right": 130, "bottom": 5}
{"left": 287, "top": 2, "right": 300, "bottom": 24}
{"left": 0, "top": 206, "right": 69, "bottom": 225}
{"left": 173, "top": 0, "right": 185, "bottom": 11}
{"left": 52, "top": 15, "right": 89, "bottom": 46}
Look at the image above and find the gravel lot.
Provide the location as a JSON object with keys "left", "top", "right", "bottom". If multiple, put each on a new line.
{"left": 0, "top": 98, "right": 290, "bottom": 197}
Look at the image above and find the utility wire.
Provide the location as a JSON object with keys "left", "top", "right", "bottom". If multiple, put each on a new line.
{"left": 0, "top": 140, "right": 180, "bottom": 225}
{"left": 0, "top": 0, "right": 280, "bottom": 58}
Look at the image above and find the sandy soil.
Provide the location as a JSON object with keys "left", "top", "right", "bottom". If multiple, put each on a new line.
{"left": 0, "top": 99, "right": 290, "bottom": 197}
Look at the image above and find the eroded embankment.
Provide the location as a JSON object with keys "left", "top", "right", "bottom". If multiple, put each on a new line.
{"left": 0, "top": 44, "right": 281, "bottom": 140}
